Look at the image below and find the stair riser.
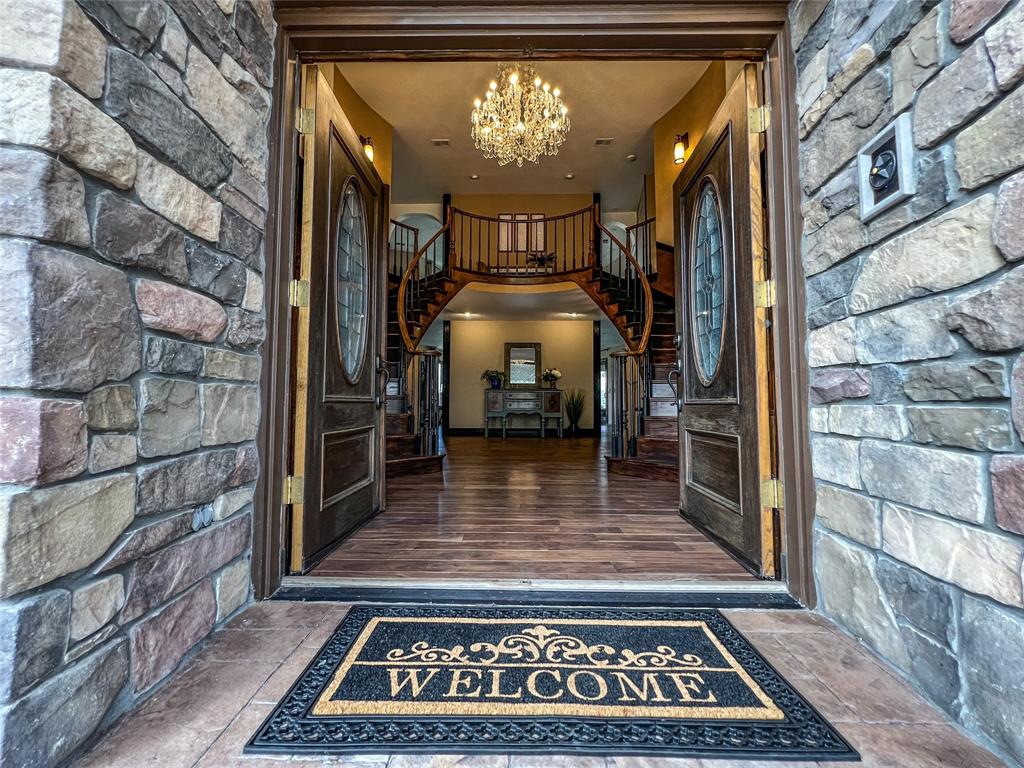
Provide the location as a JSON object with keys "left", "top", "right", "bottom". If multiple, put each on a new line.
{"left": 386, "top": 455, "right": 445, "bottom": 477}
{"left": 636, "top": 438, "right": 679, "bottom": 463}
{"left": 649, "top": 382, "right": 675, "bottom": 398}
{"left": 386, "top": 435, "right": 419, "bottom": 459}
{"left": 386, "top": 413, "right": 411, "bottom": 434}
{"left": 643, "top": 419, "right": 678, "bottom": 438}
{"left": 607, "top": 458, "right": 679, "bottom": 482}
{"left": 648, "top": 399, "right": 678, "bottom": 417}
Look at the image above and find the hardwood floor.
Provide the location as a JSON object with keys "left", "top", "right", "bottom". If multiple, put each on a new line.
{"left": 309, "top": 432, "right": 756, "bottom": 582}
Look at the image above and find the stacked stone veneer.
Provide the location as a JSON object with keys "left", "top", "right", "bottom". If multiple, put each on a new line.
{"left": 0, "top": 0, "right": 273, "bottom": 764}
{"left": 793, "top": 0, "right": 1024, "bottom": 763}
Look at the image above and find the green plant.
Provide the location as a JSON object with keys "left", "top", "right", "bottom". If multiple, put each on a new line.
{"left": 564, "top": 388, "right": 586, "bottom": 430}
{"left": 480, "top": 369, "right": 505, "bottom": 382}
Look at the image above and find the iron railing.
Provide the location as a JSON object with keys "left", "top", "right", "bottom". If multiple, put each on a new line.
{"left": 388, "top": 219, "right": 418, "bottom": 279}
{"left": 607, "top": 351, "right": 651, "bottom": 458}
{"left": 626, "top": 216, "right": 656, "bottom": 275}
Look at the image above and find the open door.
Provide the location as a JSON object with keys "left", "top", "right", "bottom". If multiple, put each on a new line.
{"left": 672, "top": 64, "right": 777, "bottom": 577}
{"left": 289, "top": 66, "right": 388, "bottom": 573}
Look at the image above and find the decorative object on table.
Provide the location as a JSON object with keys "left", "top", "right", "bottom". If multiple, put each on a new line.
{"left": 470, "top": 61, "right": 570, "bottom": 167}
{"left": 480, "top": 369, "right": 505, "bottom": 389}
{"left": 563, "top": 387, "right": 585, "bottom": 433}
{"left": 542, "top": 367, "right": 562, "bottom": 388}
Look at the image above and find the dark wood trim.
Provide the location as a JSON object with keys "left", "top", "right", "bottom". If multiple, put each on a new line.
{"left": 254, "top": 1, "right": 813, "bottom": 607}
{"left": 442, "top": 320, "right": 451, "bottom": 432}
{"left": 252, "top": 31, "right": 299, "bottom": 599}
{"left": 766, "top": 30, "right": 816, "bottom": 607}
{"left": 592, "top": 320, "right": 601, "bottom": 430}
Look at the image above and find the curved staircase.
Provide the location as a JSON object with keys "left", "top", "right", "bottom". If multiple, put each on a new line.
{"left": 605, "top": 240, "right": 681, "bottom": 483}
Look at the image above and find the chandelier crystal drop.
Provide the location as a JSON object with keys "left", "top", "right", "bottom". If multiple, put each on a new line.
{"left": 470, "top": 62, "right": 570, "bottom": 167}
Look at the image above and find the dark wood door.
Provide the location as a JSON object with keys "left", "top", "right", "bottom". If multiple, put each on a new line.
{"left": 290, "top": 67, "right": 388, "bottom": 572}
{"left": 672, "top": 65, "right": 775, "bottom": 576}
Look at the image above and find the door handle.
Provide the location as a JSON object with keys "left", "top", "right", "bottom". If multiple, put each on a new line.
{"left": 667, "top": 366, "right": 682, "bottom": 399}
{"left": 375, "top": 357, "right": 390, "bottom": 409}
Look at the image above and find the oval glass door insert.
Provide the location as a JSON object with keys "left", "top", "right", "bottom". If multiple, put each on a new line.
{"left": 690, "top": 179, "right": 727, "bottom": 385}
{"left": 336, "top": 178, "right": 369, "bottom": 381}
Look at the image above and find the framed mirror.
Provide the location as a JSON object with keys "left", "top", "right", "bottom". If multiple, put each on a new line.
{"left": 505, "top": 342, "right": 542, "bottom": 389}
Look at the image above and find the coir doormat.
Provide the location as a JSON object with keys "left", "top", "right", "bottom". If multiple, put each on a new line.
{"left": 246, "top": 605, "right": 858, "bottom": 761}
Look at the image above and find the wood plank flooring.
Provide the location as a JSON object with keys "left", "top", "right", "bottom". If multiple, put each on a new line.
{"left": 309, "top": 433, "right": 755, "bottom": 582}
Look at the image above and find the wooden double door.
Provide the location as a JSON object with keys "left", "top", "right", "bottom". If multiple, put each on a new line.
{"left": 672, "top": 64, "right": 778, "bottom": 578}
{"left": 289, "top": 67, "right": 389, "bottom": 573}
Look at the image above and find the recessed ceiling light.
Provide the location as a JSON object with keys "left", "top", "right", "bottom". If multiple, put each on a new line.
{"left": 565, "top": 172, "right": 575, "bottom": 180}
{"left": 626, "top": 153, "right": 637, "bottom": 162}
{"left": 469, "top": 174, "right": 479, "bottom": 180}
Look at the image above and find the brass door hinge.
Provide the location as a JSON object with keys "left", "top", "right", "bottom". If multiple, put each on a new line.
{"left": 296, "top": 108, "right": 315, "bottom": 135}
{"left": 284, "top": 475, "right": 304, "bottom": 505}
{"left": 749, "top": 105, "right": 770, "bottom": 134}
{"left": 761, "top": 477, "right": 784, "bottom": 509}
{"left": 288, "top": 279, "right": 310, "bottom": 307}
{"left": 754, "top": 279, "right": 776, "bottom": 308}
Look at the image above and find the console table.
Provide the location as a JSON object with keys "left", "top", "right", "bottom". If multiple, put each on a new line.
{"left": 484, "top": 389, "right": 563, "bottom": 438}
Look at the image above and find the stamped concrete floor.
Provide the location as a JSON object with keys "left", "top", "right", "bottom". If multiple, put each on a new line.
{"left": 73, "top": 601, "right": 1007, "bottom": 768}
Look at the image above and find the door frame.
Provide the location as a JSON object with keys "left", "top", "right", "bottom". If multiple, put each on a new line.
{"left": 253, "top": 0, "right": 815, "bottom": 605}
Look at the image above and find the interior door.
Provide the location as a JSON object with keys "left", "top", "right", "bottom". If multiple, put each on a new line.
{"left": 672, "top": 64, "right": 776, "bottom": 576}
{"left": 290, "top": 66, "right": 388, "bottom": 573}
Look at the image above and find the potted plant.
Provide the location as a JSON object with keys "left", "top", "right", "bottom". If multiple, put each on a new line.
{"left": 564, "top": 388, "right": 585, "bottom": 434}
{"left": 542, "top": 368, "right": 562, "bottom": 389}
{"left": 480, "top": 369, "right": 505, "bottom": 389}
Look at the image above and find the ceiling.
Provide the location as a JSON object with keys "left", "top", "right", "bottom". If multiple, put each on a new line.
{"left": 418, "top": 283, "right": 623, "bottom": 349}
{"left": 338, "top": 61, "right": 710, "bottom": 209}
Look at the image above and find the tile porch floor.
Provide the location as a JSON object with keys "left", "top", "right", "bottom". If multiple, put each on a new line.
{"left": 73, "top": 601, "right": 1008, "bottom": 768}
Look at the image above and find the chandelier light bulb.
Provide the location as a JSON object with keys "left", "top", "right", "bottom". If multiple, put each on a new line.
{"left": 474, "top": 98, "right": 482, "bottom": 107}
{"left": 470, "top": 62, "right": 571, "bottom": 167}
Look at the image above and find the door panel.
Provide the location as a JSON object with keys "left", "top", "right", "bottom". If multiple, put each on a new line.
{"left": 673, "top": 65, "right": 775, "bottom": 576}
{"left": 291, "top": 67, "right": 387, "bottom": 573}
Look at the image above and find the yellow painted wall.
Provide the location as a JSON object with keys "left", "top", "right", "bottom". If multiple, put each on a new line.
{"left": 652, "top": 62, "right": 727, "bottom": 246}
{"left": 449, "top": 320, "right": 595, "bottom": 429}
{"left": 321, "top": 64, "right": 394, "bottom": 186}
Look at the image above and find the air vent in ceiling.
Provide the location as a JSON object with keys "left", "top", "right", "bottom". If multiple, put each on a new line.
{"left": 594, "top": 138, "right": 614, "bottom": 146}
{"left": 431, "top": 138, "right": 451, "bottom": 147}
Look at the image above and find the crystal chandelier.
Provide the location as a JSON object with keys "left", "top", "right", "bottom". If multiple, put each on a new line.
{"left": 470, "top": 62, "right": 570, "bottom": 167}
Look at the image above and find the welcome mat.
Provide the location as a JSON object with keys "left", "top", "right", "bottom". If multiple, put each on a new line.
{"left": 246, "top": 605, "right": 858, "bottom": 761}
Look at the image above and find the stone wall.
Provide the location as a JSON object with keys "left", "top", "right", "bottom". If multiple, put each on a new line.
{"left": 793, "top": 0, "right": 1024, "bottom": 763}
{"left": 0, "top": 0, "right": 273, "bottom": 764}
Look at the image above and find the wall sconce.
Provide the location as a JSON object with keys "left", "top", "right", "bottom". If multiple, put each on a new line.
{"left": 360, "top": 135, "right": 374, "bottom": 163}
{"left": 673, "top": 133, "right": 689, "bottom": 165}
